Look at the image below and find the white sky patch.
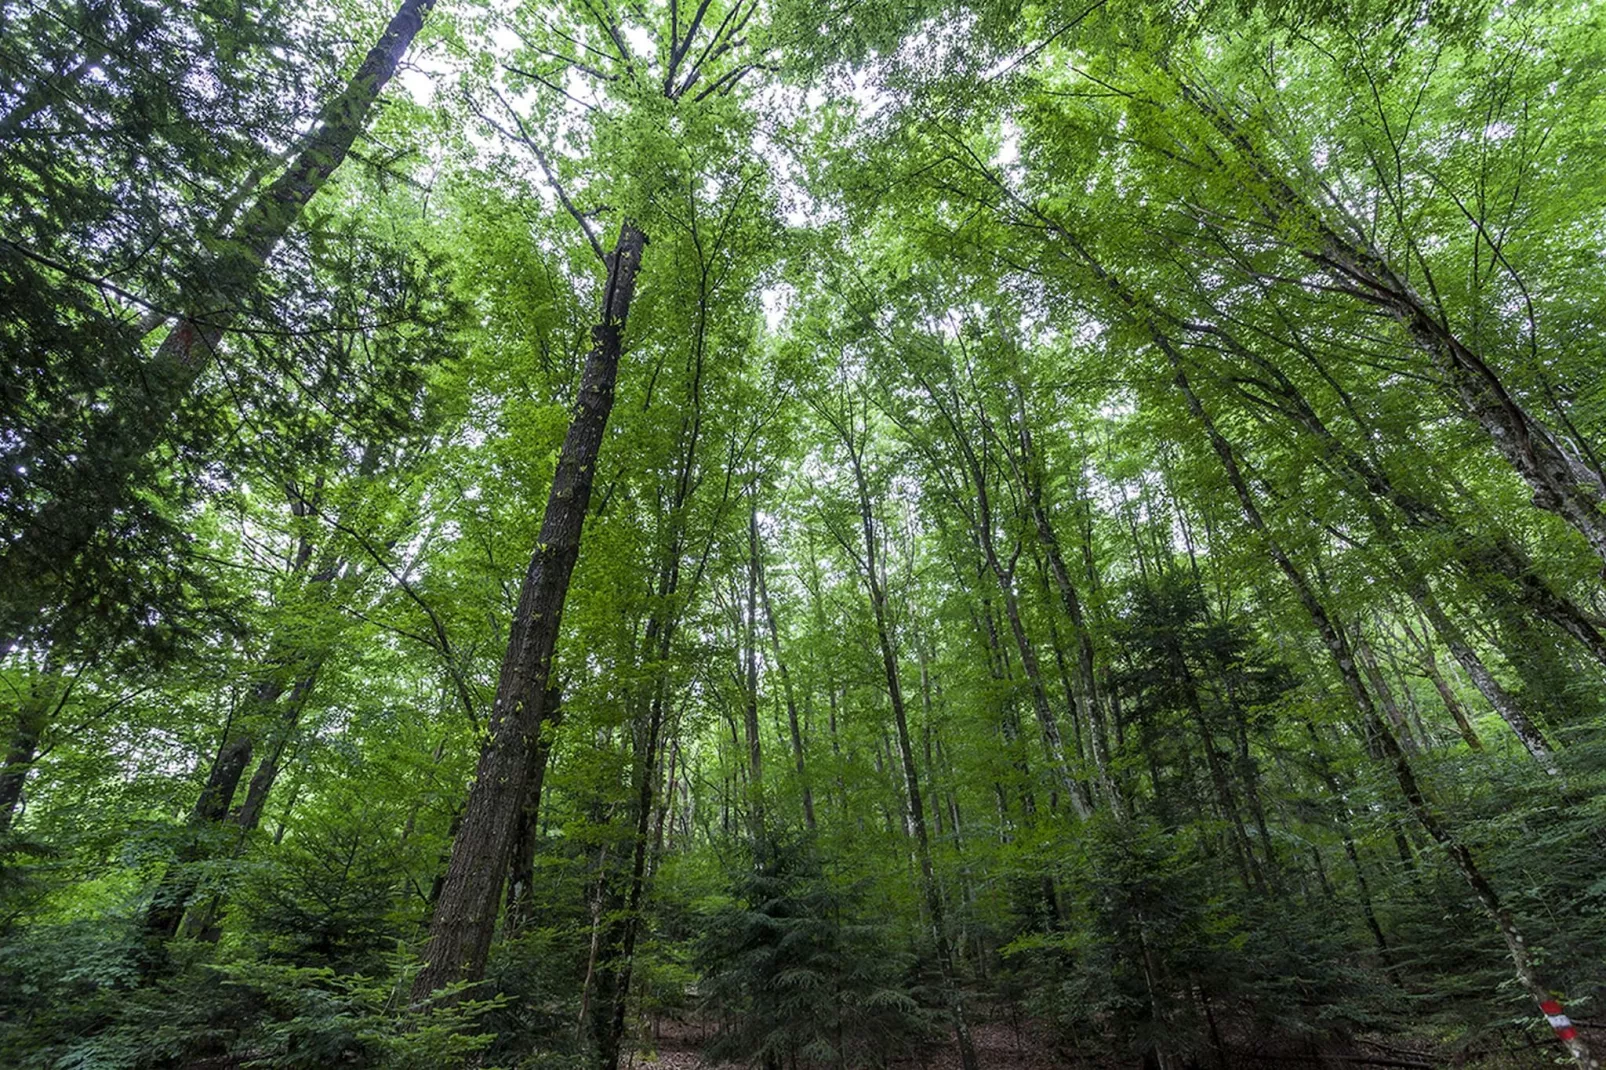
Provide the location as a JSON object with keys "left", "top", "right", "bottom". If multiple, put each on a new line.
{"left": 622, "top": 22, "right": 655, "bottom": 60}
{"left": 761, "top": 285, "right": 793, "bottom": 332}
{"left": 994, "top": 118, "right": 1021, "bottom": 169}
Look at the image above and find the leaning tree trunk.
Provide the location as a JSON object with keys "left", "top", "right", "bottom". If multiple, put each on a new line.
{"left": 412, "top": 222, "right": 645, "bottom": 1002}
{"left": 1164, "top": 339, "right": 1599, "bottom": 1070}
{"left": 505, "top": 685, "right": 563, "bottom": 939}
{"left": 142, "top": 674, "right": 290, "bottom": 946}
{"left": 0, "top": 0, "right": 437, "bottom": 659}
{"left": 1200, "top": 331, "right": 1558, "bottom": 766}
{"left": 1177, "top": 81, "right": 1606, "bottom": 571}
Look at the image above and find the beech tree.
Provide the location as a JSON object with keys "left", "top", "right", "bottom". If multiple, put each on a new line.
{"left": 3, "top": 1, "right": 1605, "bottom": 1069}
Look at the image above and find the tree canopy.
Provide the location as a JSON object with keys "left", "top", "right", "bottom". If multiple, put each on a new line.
{"left": 4, "top": 0, "right": 1606, "bottom": 1067}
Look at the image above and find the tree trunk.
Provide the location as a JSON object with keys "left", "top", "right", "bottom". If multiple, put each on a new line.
{"left": 742, "top": 498, "right": 765, "bottom": 840}
{"left": 505, "top": 685, "right": 563, "bottom": 938}
{"left": 1011, "top": 407, "right": 1123, "bottom": 815}
{"left": 0, "top": 0, "right": 437, "bottom": 657}
{"left": 412, "top": 222, "right": 645, "bottom": 1002}
{"left": 1178, "top": 82, "right": 1606, "bottom": 571}
{"left": 1356, "top": 633, "right": 1421, "bottom": 754}
{"left": 0, "top": 674, "right": 68, "bottom": 832}
{"left": 1402, "top": 620, "right": 1484, "bottom": 752}
{"left": 757, "top": 522, "right": 815, "bottom": 831}
{"left": 1164, "top": 336, "right": 1597, "bottom": 1069}
{"left": 835, "top": 420, "right": 980, "bottom": 1070}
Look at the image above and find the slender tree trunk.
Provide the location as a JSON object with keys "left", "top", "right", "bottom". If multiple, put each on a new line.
{"left": 757, "top": 527, "right": 814, "bottom": 831}
{"left": 1010, "top": 154, "right": 1594, "bottom": 1054}
{"left": 1206, "top": 332, "right": 1560, "bottom": 764}
{"left": 593, "top": 317, "right": 723, "bottom": 1064}
{"left": 144, "top": 680, "right": 278, "bottom": 944}
{"left": 1403, "top": 619, "right": 1484, "bottom": 752}
{"left": 742, "top": 498, "right": 765, "bottom": 841}
{"left": 1165, "top": 339, "right": 1597, "bottom": 1069}
{"left": 1176, "top": 657, "right": 1262, "bottom": 893}
{"left": 413, "top": 223, "right": 645, "bottom": 1002}
{"left": 1012, "top": 409, "right": 1123, "bottom": 815}
{"left": 231, "top": 665, "right": 322, "bottom": 834}
{"left": 1356, "top": 632, "right": 1421, "bottom": 753}
{"left": 597, "top": 646, "right": 673, "bottom": 1070}
{"left": 176, "top": 664, "right": 323, "bottom": 942}
{"left": 835, "top": 425, "right": 980, "bottom": 1070}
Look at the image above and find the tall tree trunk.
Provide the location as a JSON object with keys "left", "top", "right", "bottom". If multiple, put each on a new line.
{"left": 505, "top": 685, "right": 563, "bottom": 939}
{"left": 1356, "top": 632, "right": 1421, "bottom": 753}
{"left": 144, "top": 674, "right": 287, "bottom": 944}
{"left": 1010, "top": 405, "right": 1123, "bottom": 816}
{"left": 1005, "top": 168, "right": 1597, "bottom": 1060}
{"left": 757, "top": 523, "right": 814, "bottom": 830}
{"left": 742, "top": 497, "right": 765, "bottom": 840}
{"left": 1200, "top": 327, "right": 1560, "bottom": 764}
{"left": 919, "top": 377, "right": 1088, "bottom": 817}
{"left": 412, "top": 222, "right": 645, "bottom": 1002}
{"left": 588, "top": 282, "right": 725, "bottom": 1065}
{"left": 0, "top": 0, "right": 437, "bottom": 658}
{"left": 831, "top": 415, "right": 980, "bottom": 1070}
{"left": 1164, "top": 337, "right": 1597, "bottom": 1069}
{"left": 1401, "top": 618, "right": 1484, "bottom": 752}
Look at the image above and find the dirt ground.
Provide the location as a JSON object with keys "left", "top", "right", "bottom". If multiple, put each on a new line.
{"left": 630, "top": 1018, "right": 1070, "bottom": 1070}
{"left": 628, "top": 1014, "right": 1594, "bottom": 1069}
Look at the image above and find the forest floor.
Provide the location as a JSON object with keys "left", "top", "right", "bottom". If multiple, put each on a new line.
{"left": 631, "top": 1018, "right": 1068, "bottom": 1070}
{"left": 629, "top": 1015, "right": 1592, "bottom": 1069}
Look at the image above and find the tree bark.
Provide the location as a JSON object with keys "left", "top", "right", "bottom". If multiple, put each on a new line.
{"left": 412, "top": 222, "right": 645, "bottom": 1002}
{"left": 505, "top": 685, "right": 562, "bottom": 938}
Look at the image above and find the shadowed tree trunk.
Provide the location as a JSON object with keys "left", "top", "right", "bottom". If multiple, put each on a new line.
{"left": 412, "top": 222, "right": 645, "bottom": 1002}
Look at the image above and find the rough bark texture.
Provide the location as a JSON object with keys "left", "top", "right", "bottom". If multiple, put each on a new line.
{"left": 505, "top": 685, "right": 562, "bottom": 938}
{"left": 412, "top": 222, "right": 645, "bottom": 1002}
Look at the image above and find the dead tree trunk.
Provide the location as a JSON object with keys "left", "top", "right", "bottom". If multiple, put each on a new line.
{"left": 412, "top": 222, "right": 645, "bottom": 1002}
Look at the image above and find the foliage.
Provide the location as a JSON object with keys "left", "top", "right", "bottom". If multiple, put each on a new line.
{"left": 2, "top": 0, "right": 1606, "bottom": 1067}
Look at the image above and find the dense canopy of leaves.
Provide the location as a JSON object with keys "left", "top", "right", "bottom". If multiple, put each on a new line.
{"left": 3, "top": 0, "right": 1606, "bottom": 1067}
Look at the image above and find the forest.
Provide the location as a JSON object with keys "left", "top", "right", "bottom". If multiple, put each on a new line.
{"left": 3, "top": 0, "right": 1606, "bottom": 1066}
